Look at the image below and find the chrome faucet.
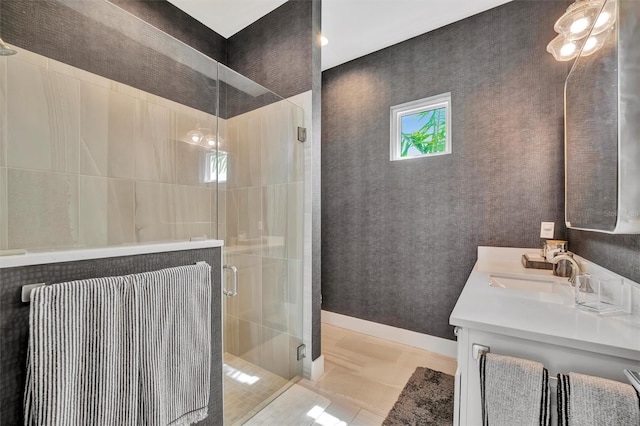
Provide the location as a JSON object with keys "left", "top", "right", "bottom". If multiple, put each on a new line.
{"left": 550, "top": 253, "right": 591, "bottom": 292}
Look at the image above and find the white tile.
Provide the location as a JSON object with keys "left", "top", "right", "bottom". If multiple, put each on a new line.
{"left": 223, "top": 353, "right": 289, "bottom": 425}
{"left": 111, "top": 81, "right": 139, "bottom": 98}
{"left": 175, "top": 134, "right": 210, "bottom": 187}
{"left": 7, "top": 169, "right": 79, "bottom": 250}
{"left": 79, "top": 176, "right": 134, "bottom": 247}
{"left": 262, "top": 257, "right": 288, "bottom": 332}
{"left": 0, "top": 167, "right": 6, "bottom": 249}
{"left": 215, "top": 188, "right": 225, "bottom": 241}
{"left": 10, "top": 46, "right": 47, "bottom": 68}
{"left": 7, "top": 58, "right": 80, "bottom": 173}
{"left": 260, "top": 327, "right": 290, "bottom": 378}
{"left": 237, "top": 319, "right": 262, "bottom": 366}
{"left": 247, "top": 116, "right": 263, "bottom": 187}
{"left": 349, "top": 409, "right": 384, "bottom": 426}
{"left": 47, "top": 58, "right": 75, "bottom": 77}
{"left": 222, "top": 117, "right": 239, "bottom": 189}
{"left": 0, "top": 56, "right": 6, "bottom": 167}
{"left": 289, "top": 103, "right": 305, "bottom": 184}
{"left": 288, "top": 260, "right": 304, "bottom": 339}
{"left": 224, "top": 253, "right": 262, "bottom": 324}
{"left": 106, "top": 179, "right": 135, "bottom": 246}
{"left": 262, "top": 184, "right": 288, "bottom": 258}
{"left": 79, "top": 175, "right": 108, "bottom": 247}
{"left": 72, "top": 67, "right": 110, "bottom": 89}
{"left": 287, "top": 182, "right": 304, "bottom": 260}
{"left": 134, "top": 181, "right": 176, "bottom": 242}
{"left": 261, "top": 103, "right": 290, "bottom": 186}
{"left": 313, "top": 399, "right": 359, "bottom": 426}
{"left": 218, "top": 188, "right": 226, "bottom": 228}
{"left": 135, "top": 100, "right": 175, "bottom": 183}
{"left": 80, "top": 81, "right": 109, "bottom": 176}
{"left": 107, "top": 90, "right": 136, "bottom": 179}
{"left": 225, "top": 188, "right": 241, "bottom": 248}
{"left": 244, "top": 384, "right": 330, "bottom": 426}
{"left": 174, "top": 184, "right": 211, "bottom": 240}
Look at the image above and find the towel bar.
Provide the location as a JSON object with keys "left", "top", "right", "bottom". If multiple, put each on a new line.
{"left": 21, "top": 261, "right": 210, "bottom": 303}
{"left": 21, "top": 283, "right": 46, "bottom": 303}
{"left": 472, "top": 344, "right": 559, "bottom": 384}
{"left": 624, "top": 369, "right": 640, "bottom": 393}
{"left": 472, "top": 343, "right": 490, "bottom": 364}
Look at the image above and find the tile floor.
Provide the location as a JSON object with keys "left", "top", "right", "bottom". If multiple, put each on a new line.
{"left": 224, "top": 353, "right": 291, "bottom": 425}
{"left": 243, "top": 323, "right": 458, "bottom": 425}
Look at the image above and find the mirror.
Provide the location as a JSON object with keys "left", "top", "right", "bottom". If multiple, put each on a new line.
{"left": 565, "top": 0, "right": 640, "bottom": 234}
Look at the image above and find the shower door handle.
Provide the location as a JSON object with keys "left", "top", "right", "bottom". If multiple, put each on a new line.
{"left": 223, "top": 265, "right": 238, "bottom": 297}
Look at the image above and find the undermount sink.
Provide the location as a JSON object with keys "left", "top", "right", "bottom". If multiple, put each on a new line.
{"left": 490, "top": 275, "right": 554, "bottom": 291}
{"left": 489, "top": 275, "right": 571, "bottom": 299}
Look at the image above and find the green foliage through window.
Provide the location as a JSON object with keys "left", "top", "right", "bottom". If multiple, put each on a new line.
{"left": 400, "top": 107, "right": 447, "bottom": 157}
{"left": 205, "top": 150, "right": 228, "bottom": 183}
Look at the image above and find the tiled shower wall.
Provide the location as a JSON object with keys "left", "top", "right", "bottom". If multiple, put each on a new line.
{"left": 0, "top": 46, "right": 219, "bottom": 251}
{"left": 221, "top": 99, "right": 305, "bottom": 379}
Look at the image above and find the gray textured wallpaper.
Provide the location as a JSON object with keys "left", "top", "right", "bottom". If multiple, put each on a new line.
{"left": 0, "top": 0, "right": 219, "bottom": 116}
{"left": 321, "top": 0, "right": 570, "bottom": 340}
{"left": 109, "top": 0, "right": 227, "bottom": 63}
{"left": 311, "top": 0, "right": 323, "bottom": 361}
{"left": 227, "top": 0, "right": 313, "bottom": 100}
{"left": 569, "top": 230, "right": 640, "bottom": 283}
{"left": 0, "top": 248, "right": 223, "bottom": 425}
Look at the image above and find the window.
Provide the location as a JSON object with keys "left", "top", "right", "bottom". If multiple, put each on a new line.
{"left": 390, "top": 93, "right": 451, "bottom": 161}
{"left": 205, "top": 150, "right": 228, "bottom": 183}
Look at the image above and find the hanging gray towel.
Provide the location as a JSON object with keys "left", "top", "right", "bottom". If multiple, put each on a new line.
{"left": 557, "top": 372, "right": 640, "bottom": 426}
{"left": 479, "top": 353, "right": 550, "bottom": 426}
{"left": 133, "top": 264, "right": 212, "bottom": 426}
{"left": 24, "top": 263, "right": 211, "bottom": 426}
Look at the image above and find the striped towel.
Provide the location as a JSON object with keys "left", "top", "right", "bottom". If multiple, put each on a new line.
{"left": 558, "top": 373, "right": 640, "bottom": 426}
{"left": 479, "top": 353, "right": 550, "bottom": 426}
{"left": 24, "top": 263, "right": 211, "bottom": 426}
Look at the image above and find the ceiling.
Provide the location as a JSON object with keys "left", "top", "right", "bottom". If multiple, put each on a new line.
{"left": 168, "top": 0, "right": 514, "bottom": 71}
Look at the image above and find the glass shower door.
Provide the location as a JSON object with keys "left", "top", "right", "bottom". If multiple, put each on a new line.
{"left": 217, "top": 65, "right": 305, "bottom": 425}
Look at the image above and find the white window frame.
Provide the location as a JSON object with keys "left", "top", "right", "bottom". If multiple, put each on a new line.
{"left": 390, "top": 92, "right": 452, "bottom": 161}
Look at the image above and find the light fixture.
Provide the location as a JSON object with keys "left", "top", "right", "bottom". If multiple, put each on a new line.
{"left": 181, "top": 128, "right": 225, "bottom": 149}
{"left": 547, "top": 0, "right": 616, "bottom": 62}
{"left": 186, "top": 130, "right": 203, "bottom": 144}
{"left": 204, "top": 134, "right": 217, "bottom": 146}
{"left": 320, "top": 35, "right": 328, "bottom": 47}
{"left": 580, "top": 24, "right": 615, "bottom": 56}
{"left": 547, "top": 34, "right": 580, "bottom": 61}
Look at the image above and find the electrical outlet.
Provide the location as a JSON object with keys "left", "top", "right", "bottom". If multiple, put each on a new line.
{"left": 540, "top": 222, "right": 555, "bottom": 239}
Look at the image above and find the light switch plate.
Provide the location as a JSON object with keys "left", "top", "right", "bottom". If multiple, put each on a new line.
{"left": 540, "top": 222, "right": 555, "bottom": 239}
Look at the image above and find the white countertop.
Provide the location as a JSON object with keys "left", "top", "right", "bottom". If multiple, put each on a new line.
{"left": 450, "top": 247, "right": 640, "bottom": 360}
{"left": 0, "top": 239, "right": 224, "bottom": 269}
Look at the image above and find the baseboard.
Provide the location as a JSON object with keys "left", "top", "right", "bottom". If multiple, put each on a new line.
{"left": 321, "top": 310, "right": 457, "bottom": 358}
{"left": 309, "top": 355, "right": 325, "bottom": 381}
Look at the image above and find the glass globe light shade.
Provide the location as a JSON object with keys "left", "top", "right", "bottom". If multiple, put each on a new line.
{"left": 554, "top": 0, "right": 604, "bottom": 40}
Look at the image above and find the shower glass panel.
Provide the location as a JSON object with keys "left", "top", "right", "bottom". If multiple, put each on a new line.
{"left": 0, "top": 0, "right": 219, "bottom": 250}
{"left": 218, "top": 64, "right": 305, "bottom": 425}
{"left": 1, "top": 2, "right": 306, "bottom": 423}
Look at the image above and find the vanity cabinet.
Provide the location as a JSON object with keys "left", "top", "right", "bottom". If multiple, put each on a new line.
{"left": 450, "top": 247, "right": 640, "bottom": 426}
{"left": 454, "top": 327, "right": 640, "bottom": 426}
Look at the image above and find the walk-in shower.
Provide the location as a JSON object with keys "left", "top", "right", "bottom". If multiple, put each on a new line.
{"left": 0, "top": 1, "right": 306, "bottom": 424}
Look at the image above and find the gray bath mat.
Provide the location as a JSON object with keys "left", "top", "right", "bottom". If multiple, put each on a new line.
{"left": 383, "top": 367, "right": 455, "bottom": 426}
